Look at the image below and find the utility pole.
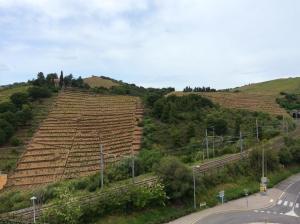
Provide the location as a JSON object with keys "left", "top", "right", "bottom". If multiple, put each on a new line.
{"left": 205, "top": 129, "right": 209, "bottom": 159}
{"left": 212, "top": 127, "right": 215, "bottom": 158}
{"left": 100, "top": 144, "right": 104, "bottom": 189}
{"left": 239, "top": 131, "right": 243, "bottom": 154}
{"left": 256, "top": 119, "right": 259, "bottom": 142}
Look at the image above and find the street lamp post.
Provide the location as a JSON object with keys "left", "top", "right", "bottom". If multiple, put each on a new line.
{"left": 244, "top": 189, "right": 249, "bottom": 208}
{"left": 30, "top": 196, "right": 37, "bottom": 223}
{"left": 193, "top": 165, "right": 200, "bottom": 209}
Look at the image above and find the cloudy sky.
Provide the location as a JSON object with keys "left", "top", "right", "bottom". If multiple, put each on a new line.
{"left": 0, "top": 0, "right": 300, "bottom": 90}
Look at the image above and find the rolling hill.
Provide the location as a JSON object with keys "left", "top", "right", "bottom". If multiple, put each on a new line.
{"left": 170, "top": 78, "right": 300, "bottom": 116}
{"left": 83, "top": 76, "right": 120, "bottom": 88}
{"left": 235, "top": 77, "right": 300, "bottom": 96}
{"left": 171, "top": 91, "right": 287, "bottom": 116}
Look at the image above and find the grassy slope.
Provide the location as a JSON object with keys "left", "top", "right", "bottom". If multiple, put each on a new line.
{"left": 0, "top": 85, "right": 29, "bottom": 102}
{"left": 84, "top": 76, "right": 120, "bottom": 88}
{"left": 236, "top": 77, "right": 300, "bottom": 96}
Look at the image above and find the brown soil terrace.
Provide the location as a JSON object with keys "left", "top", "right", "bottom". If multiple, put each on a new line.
{"left": 5, "top": 90, "right": 143, "bottom": 190}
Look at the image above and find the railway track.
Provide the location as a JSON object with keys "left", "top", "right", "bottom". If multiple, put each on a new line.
{"left": 1, "top": 176, "right": 158, "bottom": 222}
{"left": 2, "top": 120, "right": 299, "bottom": 223}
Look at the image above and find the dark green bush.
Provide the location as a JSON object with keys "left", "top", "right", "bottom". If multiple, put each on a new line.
{"left": 154, "top": 156, "right": 192, "bottom": 200}
{"left": 28, "top": 86, "right": 52, "bottom": 99}
{"left": 0, "top": 102, "right": 17, "bottom": 113}
{"left": 10, "top": 136, "right": 22, "bottom": 146}
{"left": 10, "top": 92, "right": 29, "bottom": 108}
{"left": 0, "top": 119, "right": 14, "bottom": 140}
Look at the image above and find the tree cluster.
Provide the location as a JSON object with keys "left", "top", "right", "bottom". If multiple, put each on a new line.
{"left": 0, "top": 93, "right": 32, "bottom": 145}
{"left": 183, "top": 86, "right": 216, "bottom": 92}
{"left": 31, "top": 71, "right": 89, "bottom": 90}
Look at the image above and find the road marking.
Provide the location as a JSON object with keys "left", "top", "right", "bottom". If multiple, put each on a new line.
{"left": 280, "top": 212, "right": 284, "bottom": 215}
{"left": 267, "top": 211, "right": 271, "bottom": 214}
{"left": 283, "top": 201, "right": 288, "bottom": 206}
{"left": 254, "top": 210, "right": 258, "bottom": 213}
{"left": 277, "top": 200, "right": 283, "bottom": 205}
{"left": 296, "top": 203, "right": 299, "bottom": 208}
{"left": 260, "top": 211, "right": 265, "bottom": 213}
{"left": 273, "top": 211, "right": 277, "bottom": 215}
{"left": 289, "top": 202, "right": 294, "bottom": 207}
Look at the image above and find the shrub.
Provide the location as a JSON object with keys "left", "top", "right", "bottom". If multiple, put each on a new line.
{"left": 154, "top": 156, "right": 192, "bottom": 200}
{"left": 136, "top": 149, "right": 163, "bottom": 173}
{"left": 10, "top": 136, "right": 22, "bottom": 146}
{"left": 0, "top": 129, "right": 6, "bottom": 145}
{"left": 79, "top": 183, "right": 167, "bottom": 223}
{"left": 16, "top": 104, "right": 33, "bottom": 125}
{"left": 0, "top": 111, "right": 17, "bottom": 127}
{"left": 28, "top": 86, "right": 52, "bottom": 100}
{"left": 42, "top": 188, "right": 82, "bottom": 224}
{"left": 0, "top": 102, "right": 17, "bottom": 113}
{"left": 10, "top": 92, "right": 29, "bottom": 108}
{"left": 0, "top": 119, "right": 14, "bottom": 139}
{"left": 279, "top": 147, "right": 293, "bottom": 165}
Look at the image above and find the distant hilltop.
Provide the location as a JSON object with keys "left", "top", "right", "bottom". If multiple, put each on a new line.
{"left": 83, "top": 75, "right": 120, "bottom": 88}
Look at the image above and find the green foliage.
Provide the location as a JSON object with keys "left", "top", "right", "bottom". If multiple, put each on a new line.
{"left": 136, "top": 149, "right": 163, "bottom": 174}
{"left": 280, "top": 137, "right": 300, "bottom": 164}
{"left": 10, "top": 136, "right": 22, "bottom": 146}
{"left": 279, "top": 147, "right": 293, "bottom": 165}
{"left": 152, "top": 94, "right": 214, "bottom": 122}
{"left": 0, "top": 102, "right": 17, "bottom": 113}
{"left": 28, "top": 86, "right": 52, "bottom": 99}
{"left": 206, "top": 114, "right": 228, "bottom": 135}
{"left": 249, "top": 146, "right": 280, "bottom": 174}
{"left": 276, "top": 92, "right": 300, "bottom": 110}
{"left": 154, "top": 157, "right": 192, "bottom": 200}
{"left": 10, "top": 92, "right": 29, "bottom": 108}
{"left": 0, "top": 111, "right": 17, "bottom": 127}
{"left": 42, "top": 188, "right": 82, "bottom": 224}
{"left": 0, "top": 129, "right": 6, "bottom": 145}
{"left": 0, "top": 119, "right": 14, "bottom": 140}
{"left": 80, "top": 183, "right": 167, "bottom": 223}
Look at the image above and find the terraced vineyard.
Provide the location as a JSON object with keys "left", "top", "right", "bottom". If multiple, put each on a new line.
{"left": 171, "top": 91, "right": 287, "bottom": 116}
{"left": 5, "top": 90, "right": 143, "bottom": 189}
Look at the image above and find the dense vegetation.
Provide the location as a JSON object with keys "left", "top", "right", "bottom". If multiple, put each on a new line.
{"left": 276, "top": 92, "right": 300, "bottom": 111}
{"left": 141, "top": 94, "right": 282, "bottom": 164}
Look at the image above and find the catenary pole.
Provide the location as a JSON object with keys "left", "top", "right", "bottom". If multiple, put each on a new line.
{"left": 100, "top": 144, "right": 104, "bottom": 189}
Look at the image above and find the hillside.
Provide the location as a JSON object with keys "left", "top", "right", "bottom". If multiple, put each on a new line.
{"left": 236, "top": 77, "right": 300, "bottom": 96}
{"left": 0, "top": 85, "right": 29, "bottom": 102}
{"left": 170, "top": 91, "right": 287, "bottom": 116}
{"left": 5, "top": 90, "right": 143, "bottom": 189}
{"left": 84, "top": 76, "right": 120, "bottom": 88}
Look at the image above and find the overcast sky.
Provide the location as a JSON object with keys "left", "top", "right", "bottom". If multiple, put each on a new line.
{"left": 0, "top": 0, "right": 300, "bottom": 90}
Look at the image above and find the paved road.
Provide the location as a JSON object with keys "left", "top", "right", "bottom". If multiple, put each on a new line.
{"left": 196, "top": 179, "right": 300, "bottom": 224}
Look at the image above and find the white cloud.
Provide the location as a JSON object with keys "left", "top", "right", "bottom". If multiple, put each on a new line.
{"left": 0, "top": 0, "right": 300, "bottom": 89}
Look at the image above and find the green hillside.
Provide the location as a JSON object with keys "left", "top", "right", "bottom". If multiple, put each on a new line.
{"left": 236, "top": 77, "right": 300, "bottom": 96}
{"left": 0, "top": 85, "right": 29, "bottom": 102}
